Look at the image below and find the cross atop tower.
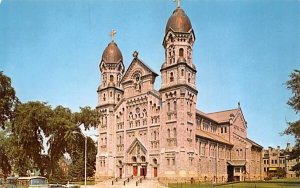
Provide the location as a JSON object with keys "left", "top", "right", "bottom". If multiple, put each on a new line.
{"left": 110, "top": 29, "right": 117, "bottom": 41}
{"left": 173, "top": 0, "right": 181, "bottom": 8}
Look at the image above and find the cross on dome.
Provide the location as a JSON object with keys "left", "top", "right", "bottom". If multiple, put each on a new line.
{"left": 110, "top": 29, "right": 117, "bottom": 41}
{"left": 173, "top": 0, "right": 181, "bottom": 8}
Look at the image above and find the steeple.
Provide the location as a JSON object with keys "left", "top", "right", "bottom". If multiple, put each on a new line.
{"left": 161, "top": 4, "right": 196, "bottom": 90}
{"left": 98, "top": 30, "right": 125, "bottom": 107}
{"left": 99, "top": 30, "right": 125, "bottom": 89}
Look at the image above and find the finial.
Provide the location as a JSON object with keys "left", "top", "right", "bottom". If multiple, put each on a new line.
{"left": 173, "top": 0, "right": 181, "bottom": 8}
{"left": 133, "top": 51, "right": 139, "bottom": 59}
{"left": 238, "top": 101, "right": 241, "bottom": 108}
{"left": 110, "top": 29, "right": 117, "bottom": 41}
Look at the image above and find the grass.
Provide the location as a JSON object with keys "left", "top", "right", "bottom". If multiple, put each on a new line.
{"left": 168, "top": 181, "right": 300, "bottom": 188}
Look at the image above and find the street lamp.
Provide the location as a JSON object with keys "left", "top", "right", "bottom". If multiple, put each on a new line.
{"left": 72, "top": 131, "right": 98, "bottom": 188}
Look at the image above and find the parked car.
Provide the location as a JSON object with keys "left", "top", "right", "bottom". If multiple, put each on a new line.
{"left": 63, "top": 184, "right": 80, "bottom": 188}
{"left": 48, "top": 184, "right": 64, "bottom": 188}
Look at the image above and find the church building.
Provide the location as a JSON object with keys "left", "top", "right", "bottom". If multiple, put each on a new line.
{"left": 95, "top": 3, "right": 263, "bottom": 183}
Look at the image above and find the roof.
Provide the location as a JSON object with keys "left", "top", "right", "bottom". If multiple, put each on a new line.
{"left": 196, "top": 129, "right": 233, "bottom": 146}
{"left": 165, "top": 8, "right": 192, "bottom": 34}
{"left": 227, "top": 160, "right": 246, "bottom": 166}
{"left": 196, "top": 110, "right": 219, "bottom": 123}
{"left": 246, "top": 138, "right": 263, "bottom": 149}
{"left": 206, "top": 108, "right": 239, "bottom": 123}
{"left": 101, "top": 41, "right": 123, "bottom": 64}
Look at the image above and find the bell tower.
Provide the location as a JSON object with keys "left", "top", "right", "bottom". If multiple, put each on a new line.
{"left": 159, "top": 3, "right": 198, "bottom": 176}
{"left": 96, "top": 30, "right": 125, "bottom": 179}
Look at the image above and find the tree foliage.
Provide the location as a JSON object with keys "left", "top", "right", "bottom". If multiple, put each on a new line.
{"left": 284, "top": 69, "right": 300, "bottom": 173}
{"left": 0, "top": 131, "right": 11, "bottom": 177}
{"left": 284, "top": 69, "right": 300, "bottom": 137}
{"left": 0, "top": 71, "right": 19, "bottom": 129}
{"left": 0, "top": 72, "right": 100, "bottom": 179}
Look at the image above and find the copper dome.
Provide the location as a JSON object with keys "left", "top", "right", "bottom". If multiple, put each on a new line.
{"left": 101, "top": 41, "right": 123, "bottom": 64}
{"left": 165, "top": 8, "right": 192, "bottom": 34}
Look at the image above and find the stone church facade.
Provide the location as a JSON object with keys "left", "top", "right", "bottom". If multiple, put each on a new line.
{"left": 95, "top": 4, "right": 263, "bottom": 183}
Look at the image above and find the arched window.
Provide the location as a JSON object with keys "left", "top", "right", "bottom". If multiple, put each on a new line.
{"left": 154, "top": 131, "right": 157, "bottom": 140}
{"left": 103, "top": 94, "right": 106, "bottom": 101}
{"left": 110, "top": 75, "right": 114, "bottom": 82}
{"left": 153, "top": 158, "right": 157, "bottom": 165}
{"left": 167, "top": 102, "right": 170, "bottom": 112}
{"left": 173, "top": 128, "right": 177, "bottom": 137}
{"left": 119, "top": 135, "right": 122, "bottom": 144}
{"left": 181, "top": 69, "right": 184, "bottom": 77}
{"left": 141, "top": 156, "right": 146, "bottom": 162}
{"left": 132, "top": 156, "right": 137, "bottom": 163}
{"left": 179, "top": 48, "right": 184, "bottom": 57}
{"left": 174, "top": 101, "right": 177, "bottom": 110}
{"left": 188, "top": 73, "right": 191, "bottom": 83}
{"left": 167, "top": 129, "right": 170, "bottom": 138}
{"left": 170, "top": 72, "right": 174, "bottom": 82}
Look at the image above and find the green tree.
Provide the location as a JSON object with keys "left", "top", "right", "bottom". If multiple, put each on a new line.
{"left": 13, "top": 101, "right": 53, "bottom": 176}
{"left": 284, "top": 69, "right": 300, "bottom": 172}
{"left": 0, "top": 131, "right": 11, "bottom": 177}
{"left": 0, "top": 71, "right": 19, "bottom": 129}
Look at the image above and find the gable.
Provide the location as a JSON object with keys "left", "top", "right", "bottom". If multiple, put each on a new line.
{"left": 232, "top": 108, "right": 247, "bottom": 129}
{"left": 126, "top": 138, "right": 147, "bottom": 155}
{"left": 121, "top": 57, "right": 158, "bottom": 84}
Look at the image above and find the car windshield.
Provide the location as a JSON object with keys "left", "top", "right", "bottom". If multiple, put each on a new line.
{"left": 30, "top": 178, "right": 48, "bottom": 185}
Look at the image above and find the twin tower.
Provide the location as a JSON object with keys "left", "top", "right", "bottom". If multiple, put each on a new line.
{"left": 96, "top": 4, "right": 199, "bottom": 180}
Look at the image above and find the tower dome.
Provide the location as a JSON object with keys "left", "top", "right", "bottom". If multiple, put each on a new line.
{"left": 165, "top": 7, "right": 192, "bottom": 34}
{"left": 101, "top": 41, "right": 123, "bottom": 64}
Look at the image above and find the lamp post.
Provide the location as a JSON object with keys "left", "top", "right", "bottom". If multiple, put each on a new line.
{"left": 73, "top": 131, "right": 98, "bottom": 188}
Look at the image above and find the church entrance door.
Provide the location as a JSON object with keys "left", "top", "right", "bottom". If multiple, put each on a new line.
{"left": 140, "top": 166, "right": 147, "bottom": 177}
{"left": 154, "top": 167, "right": 157, "bottom": 177}
{"left": 133, "top": 166, "right": 138, "bottom": 176}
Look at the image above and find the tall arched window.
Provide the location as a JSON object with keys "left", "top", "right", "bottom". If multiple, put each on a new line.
{"left": 174, "top": 101, "right": 177, "bottom": 110}
{"left": 167, "top": 102, "right": 170, "bottom": 112}
{"left": 181, "top": 69, "right": 184, "bottom": 77}
{"left": 179, "top": 48, "right": 184, "bottom": 57}
{"left": 173, "top": 128, "right": 177, "bottom": 137}
{"left": 167, "top": 129, "right": 170, "bottom": 138}
{"left": 170, "top": 72, "right": 174, "bottom": 82}
{"left": 110, "top": 75, "right": 114, "bottom": 82}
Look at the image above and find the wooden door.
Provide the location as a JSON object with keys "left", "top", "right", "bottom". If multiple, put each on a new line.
{"left": 133, "top": 166, "right": 138, "bottom": 176}
{"left": 154, "top": 167, "right": 157, "bottom": 177}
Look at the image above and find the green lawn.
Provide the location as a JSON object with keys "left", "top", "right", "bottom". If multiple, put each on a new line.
{"left": 168, "top": 181, "right": 300, "bottom": 188}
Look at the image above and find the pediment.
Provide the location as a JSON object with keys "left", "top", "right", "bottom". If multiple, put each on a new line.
{"left": 126, "top": 138, "right": 147, "bottom": 155}
{"left": 121, "top": 57, "right": 158, "bottom": 84}
{"left": 232, "top": 108, "right": 247, "bottom": 128}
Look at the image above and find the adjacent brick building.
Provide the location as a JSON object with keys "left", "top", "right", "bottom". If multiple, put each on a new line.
{"left": 95, "top": 4, "right": 263, "bottom": 183}
{"left": 263, "top": 143, "right": 300, "bottom": 178}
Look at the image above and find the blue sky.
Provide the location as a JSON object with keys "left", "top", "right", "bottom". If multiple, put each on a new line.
{"left": 0, "top": 0, "right": 299, "bottom": 148}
